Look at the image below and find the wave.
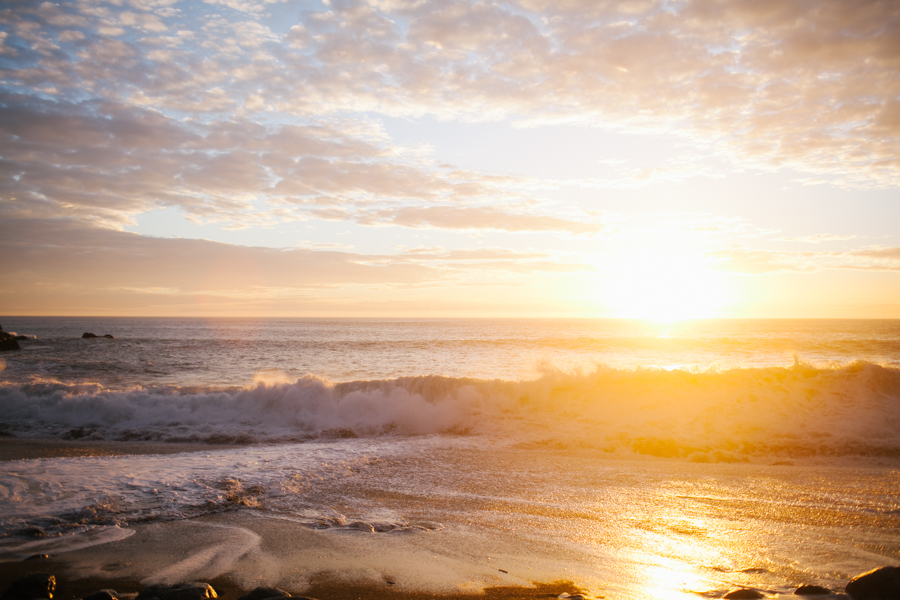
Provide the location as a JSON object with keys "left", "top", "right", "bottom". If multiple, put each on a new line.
{"left": 1, "top": 360, "right": 899, "bottom": 459}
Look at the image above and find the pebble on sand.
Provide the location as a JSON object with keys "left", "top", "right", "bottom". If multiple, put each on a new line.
{"left": 723, "top": 590, "right": 765, "bottom": 599}
{"left": 794, "top": 584, "right": 831, "bottom": 596}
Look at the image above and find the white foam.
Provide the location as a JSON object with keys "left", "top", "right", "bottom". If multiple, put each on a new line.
{"left": 1, "top": 361, "right": 899, "bottom": 457}
{"left": 144, "top": 522, "right": 262, "bottom": 584}
{"left": 0, "top": 526, "right": 134, "bottom": 562}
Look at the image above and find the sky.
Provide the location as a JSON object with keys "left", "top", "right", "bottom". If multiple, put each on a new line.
{"left": 0, "top": 0, "right": 898, "bottom": 319}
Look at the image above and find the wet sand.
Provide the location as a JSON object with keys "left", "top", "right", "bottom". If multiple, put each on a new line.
{"left": 0, "top": 557, "right": 587, "bottom": 600}
{"left": 0, "top": 528, "right": 589, "bottom": 600}
{"left": 0, "top": 438, "right": 238, "bottom": 461}
{"left": 0, "top": 505, "right": 602, "bottom": 600}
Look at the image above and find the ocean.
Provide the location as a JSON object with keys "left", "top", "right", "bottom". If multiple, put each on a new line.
{"left": 0, "top": 317, "right": 898, "bottom": 599}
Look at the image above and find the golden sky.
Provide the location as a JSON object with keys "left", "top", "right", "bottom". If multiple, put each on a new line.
{"left": 0, "top": 0, "right": 898, "bottom": 318}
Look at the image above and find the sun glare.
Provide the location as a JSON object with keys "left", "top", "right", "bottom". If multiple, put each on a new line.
{"left": 599, "top": 241, "right": 731, "bottom": 323}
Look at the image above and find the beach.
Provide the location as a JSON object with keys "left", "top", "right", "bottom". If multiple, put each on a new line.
{"left": 2, "top": 436, "right": 898, "bottom": 600}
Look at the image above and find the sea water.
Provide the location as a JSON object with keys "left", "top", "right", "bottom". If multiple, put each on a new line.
{"left": 0, "top": 318, "right": 898, "bottom": 599}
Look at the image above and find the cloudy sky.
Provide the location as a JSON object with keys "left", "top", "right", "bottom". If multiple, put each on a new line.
{"left": 0, "top": 0, "right": 898, "bottom": 318}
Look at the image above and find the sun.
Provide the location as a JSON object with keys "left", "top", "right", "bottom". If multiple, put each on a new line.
{"left": 596, "top": 238, "right": 732, "bottom": 323}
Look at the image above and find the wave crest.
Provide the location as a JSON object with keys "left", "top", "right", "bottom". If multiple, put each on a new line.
{"left": 2, "top": 361, "right": 899, "bottom": 458}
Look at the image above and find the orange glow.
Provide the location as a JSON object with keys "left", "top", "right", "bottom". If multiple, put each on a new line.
{"left": 597, "top": 238, "right": 733, "bottom": 323}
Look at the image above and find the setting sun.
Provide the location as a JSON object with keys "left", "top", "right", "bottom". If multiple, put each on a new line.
{"left": 593, "top": 229, "right": 733, "bottom": 322}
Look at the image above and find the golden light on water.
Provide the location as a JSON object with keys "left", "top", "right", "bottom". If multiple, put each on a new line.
{"left": 637, "top": 561, "right": 713, "bottom": 600}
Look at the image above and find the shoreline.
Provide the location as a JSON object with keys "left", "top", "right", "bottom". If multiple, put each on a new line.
{"left": 0, "top": 560, "right": 589, "bottom": 600}
{"left": 0, "top": 511, "right": 609, "bottom": 600}
{"left": 0, "top": 438, "right": 238, "bottom": 462}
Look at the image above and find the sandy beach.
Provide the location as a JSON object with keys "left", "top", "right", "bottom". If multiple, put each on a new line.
{"left": 0, "top": 507, "right": 589, "bottom": 600}
{"left": 0, "top": 438, "right": 592, "bottom": 600}
{"left": 3, "top": 434, "right": 899, "bottom": 599}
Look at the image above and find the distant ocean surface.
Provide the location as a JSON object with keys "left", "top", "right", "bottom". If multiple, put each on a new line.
{"left": 1, "top": 318, "right": 899, "bottom": 598}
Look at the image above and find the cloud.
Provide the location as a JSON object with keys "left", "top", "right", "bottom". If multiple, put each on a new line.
{"left": 0, "top": 212, "right": 592, "bottom": 301}
{"left": 0, "top": 0, "right": 895, "bottom": 188}
{"left": 710, "top": 246, "right": 900, "bottom": 274}
{"left": 0, "top": 215, "right": 434, "bottom": 292}
{"left": 0, "top": 93, "right": 578, "bottom": 232}
{"left": 775, "top": 233, "right": 858, "bottom": 244}
{"left": 356, "top": 205, "right": 599, "bottom": 234}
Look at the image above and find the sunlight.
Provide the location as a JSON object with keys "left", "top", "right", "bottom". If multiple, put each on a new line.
{"left": 599, "top": 238, "right": 732, "bottom": 323}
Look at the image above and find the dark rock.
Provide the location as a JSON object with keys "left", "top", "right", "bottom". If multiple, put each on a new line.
{"left": 235, "top": 588, "right": 291, "bottom": 600}
{"left": 64, "top": 428, "right": 92, "bottom": 440}
{"left": 1, "top": 573, "right": 56, "bottom": 600}
{"left": 23, "top": 554, "right": 54, "bottom": 561}
{"left": 0, "top": 331, "right": 20, "bottom": 351}
{"left": 846, "top": 566, "right": 900, "bottom": 600}
{"left": 83, "top": 591, "right": 120, "bottom": 600}
{"left": 795, "top": 584, "right": 831, "bottom": 595}
{"left": 136, "top": 582, "right": 217, "bottom": 600}
{"left": 13, "top": 335, "right": 28, "bottom": 340}
{"left": 82, "top": 333, "right": 98, "bottom": 339}
{"left": 16, "top": 527, "right": 47, "bottom": 538}
{"left": 103, "top": 334, "right": 115, "bottom": 339}
{"left": 724, "top": 590, "right": 765, "bottom": 599}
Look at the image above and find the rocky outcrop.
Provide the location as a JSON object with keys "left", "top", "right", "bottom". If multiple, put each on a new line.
{"left": 724, "top": 590, "right": 765, "bottom": 599}
{"left": 795, "top": 584, "right": 831, "bottom": 595}
{"left": 83, "top": 591, "right": 121, "bottom": 600}
{"left": 0, "top": 573, "right": 55, "bottom": 600}
{"left": 136, "top": 582, "right": 217, "bottom": 600}
{"left": 846, "top": 566, "right": 900, "bottom": 600}
{"left": 236, "top": 588, "right": 292, "bottom": 600}
{"left": 82, "top": 333, "right": 115, "bottom": 339}
{"left": 0, "top": 326, "right": 20, "bottom": 351}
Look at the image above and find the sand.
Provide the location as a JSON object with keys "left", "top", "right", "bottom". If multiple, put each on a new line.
{"left": 0, "top": 556, "right": 586, "bottom": 600}
{"left": 0, "top": 520, "right": 588, "bottom": 600}
{"left": 0, "top": 438, "right": 593, "bottom": 600}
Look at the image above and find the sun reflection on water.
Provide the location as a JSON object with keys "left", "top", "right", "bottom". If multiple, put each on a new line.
{"left": 637, "top": 560, "right": 715, "bottom": 600}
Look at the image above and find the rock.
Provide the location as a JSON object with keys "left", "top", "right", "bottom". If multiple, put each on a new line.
{"left": 795, "top": 584, "right": 830, "bottom": 595}
{"left": 1, "top": 573, "right": 56, "bottom": 600}
{"left": 103, "top": 334, "right": 115, "bottom": 339}
{"left": 0, "top": 331, "right": 20, "bottom": 351}
{"left": 136, "top": 583, "right": 217, "bottom": 600}
{"left": 82, "top": 333, "right": 98, "bottom": 338}
{"left": 846, "top": 566, "right": 900, "bottom": 600}
{"left": 235, "top": 588, "right": 291, "bottom": 600}
{"left": 724, "top": 590, "right": 765, "bottom": 599}
{"left": 83, "top": 591, "right": 120, "bottom": 600}
{"left": 15, "top": 527, "right": 47, "bottom": 538}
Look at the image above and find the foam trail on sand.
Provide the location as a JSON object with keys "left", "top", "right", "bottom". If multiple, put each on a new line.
{"left": 144, "top": 523, "right": 262, "bottom": 585}
{"left": 0, "top": 526, "right": 134, "bottom": 561}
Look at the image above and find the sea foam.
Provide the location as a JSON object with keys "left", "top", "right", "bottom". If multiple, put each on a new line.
{"left": 1, "top": 361, "right": 899, "bottom": 458}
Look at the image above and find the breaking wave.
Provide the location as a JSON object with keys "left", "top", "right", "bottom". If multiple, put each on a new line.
{"left": 2, "top": 360, "right": 899, "bottom": 459}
